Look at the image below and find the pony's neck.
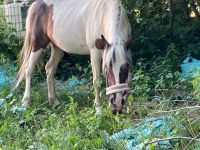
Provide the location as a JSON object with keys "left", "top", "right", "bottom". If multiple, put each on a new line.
{"left": 103, "top": 0, "right": 122, "bottom": 44}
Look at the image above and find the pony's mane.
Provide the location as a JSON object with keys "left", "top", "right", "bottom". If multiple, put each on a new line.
{"left": 100, "top": 0, "right": 123, "bottom": 43}
{"left": 98, "top": 0, "right": 132, "bottom": 71}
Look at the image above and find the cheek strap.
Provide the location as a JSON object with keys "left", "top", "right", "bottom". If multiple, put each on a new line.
{"left": 106, "top": 83, "right": 130, "bottom": 95}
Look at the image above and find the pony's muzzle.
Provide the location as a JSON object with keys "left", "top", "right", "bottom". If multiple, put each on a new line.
{"left": 109, "top": 97, "right": 125, "bottom": 115}
{"left": 111, "top": 105, "right": 128, "bottom": 115}
{"left": 112, "top": 107, "right": 123, "bottom": 114}
{"left": 107, "top": 84, "right": 130, "bottom": 115}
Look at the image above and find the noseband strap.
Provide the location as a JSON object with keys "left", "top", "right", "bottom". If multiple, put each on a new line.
{"left": 106, "top": 83, "right": 130, "bottom": 95}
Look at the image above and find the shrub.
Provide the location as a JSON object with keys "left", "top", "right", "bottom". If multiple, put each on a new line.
{"left": 0, "top": 6, "right": 23, "bottom": 65}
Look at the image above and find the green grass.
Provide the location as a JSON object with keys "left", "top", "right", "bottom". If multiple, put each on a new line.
{"left": 0, "top": 83, "right": 132, "bottom": 150}
{"left": 0, "top": 58, "right": 200, "bottom": 150}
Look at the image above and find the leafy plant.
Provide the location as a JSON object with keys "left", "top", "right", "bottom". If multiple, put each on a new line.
{"left": 0, "top": 6, "right": 23, "bottom": 65}
{"left": 190, "top": 71, "right": 200, "bottom": 101}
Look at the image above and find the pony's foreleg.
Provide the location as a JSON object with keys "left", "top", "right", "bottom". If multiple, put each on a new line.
{"left": 90, "top": 49, "right": 102, "bottom": 114}
{"left": 45, "top": 45, "right": 64, "bottom": 107}
{"left": 22, "top": 49, "right": 43, "bottom": 107}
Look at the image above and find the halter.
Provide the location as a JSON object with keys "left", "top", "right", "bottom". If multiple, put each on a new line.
{"left": 106, "top": 83, "right": 130, "bottom": 95}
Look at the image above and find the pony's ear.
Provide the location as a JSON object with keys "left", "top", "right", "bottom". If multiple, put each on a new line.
{"left": 125, "top": 36, "right": 132, "bottom": 49}
{"left": 95, "top": 35, "right": 109, "bottom": 49}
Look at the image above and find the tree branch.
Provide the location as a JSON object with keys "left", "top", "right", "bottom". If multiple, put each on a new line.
{"left": 146, "top": 136, "right": 200, "bottom": 146}
{"left": 183, "top": 134, "right": 200, "bottom": 150}
{"left": 147, "top": 106, "right": 200, "bottom": 116}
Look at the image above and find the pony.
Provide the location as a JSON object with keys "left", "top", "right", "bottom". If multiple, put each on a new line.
{"left": 15, "top": 0, "right": 132, "bottom": 114}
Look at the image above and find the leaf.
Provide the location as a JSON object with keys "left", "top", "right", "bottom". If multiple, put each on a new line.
{"left": 128, "top": 94, "right": 134, "bottom": 102}
{"left": 166, "top": 73, "right": 173, "bottom": 79}
{"left": 11, "top": 106, "right": 26, "bottom": 114}
{"left": 0, "top": 99, "right": 5, "bottom": 107}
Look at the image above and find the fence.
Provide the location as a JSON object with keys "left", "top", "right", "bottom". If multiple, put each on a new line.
{"left": 0, "top": 0, "right": 34, "bottom": 37}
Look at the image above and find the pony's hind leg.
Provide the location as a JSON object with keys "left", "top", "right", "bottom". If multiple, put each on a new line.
{"left": 22, "top": 49, "right": 44, "bottom": 107}
{"left": 45, "top": 44, "right": 64, "bottom": 107}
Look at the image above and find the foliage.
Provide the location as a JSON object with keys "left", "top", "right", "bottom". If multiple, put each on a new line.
{"left": 190, "top": 71, "right": 200, "bottom": 100}
{"left": 0, "top": 6, "right": 23, "bottom": 65}
{"left": 131, "top": 44, "right": 187, "bottom": 102}
{"left": 0, "top": 82, "right": 132, "bottom": 149}
{"left": 55, "top": 55, "right": 90, "bottom": 81}
{"left": 1, "top": 54, "right": 200, "bottom": 149}
{"left": 122, "top": 0, "right": 200, "bottom": 61}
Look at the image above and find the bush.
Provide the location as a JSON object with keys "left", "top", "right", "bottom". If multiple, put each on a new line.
{"left": 123, "top": 0, "right": 200, "bottom": 62}
{"left": 0, "top": 7, "right": 23, "bottom": 65}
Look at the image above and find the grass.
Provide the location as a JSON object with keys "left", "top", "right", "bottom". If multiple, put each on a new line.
{"left": 0, "top": 82, "right": 132, "bottom": 150}
{"left": 0, "top": 57, "right": 200, "bottom": 150}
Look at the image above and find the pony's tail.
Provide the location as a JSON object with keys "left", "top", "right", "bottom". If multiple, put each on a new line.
{"left": 14, "top": 4, "right": 34, "bottom": 89}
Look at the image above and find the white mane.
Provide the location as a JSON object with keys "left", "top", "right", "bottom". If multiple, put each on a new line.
{"left": 93, "top": 0, "right": 131, "bottom": 71}
{"left": 87, "top": 0, "right": 131, "bottom": 42}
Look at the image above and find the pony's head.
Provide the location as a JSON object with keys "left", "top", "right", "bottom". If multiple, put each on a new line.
{"left": 95, "top": 35, "right": 132, "bottom": 114}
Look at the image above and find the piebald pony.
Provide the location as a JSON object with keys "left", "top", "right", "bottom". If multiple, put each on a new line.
{"left": 15, "top": 0, "right": 132, "bottom": 114}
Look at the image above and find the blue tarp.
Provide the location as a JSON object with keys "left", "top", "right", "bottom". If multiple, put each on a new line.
{"left": 105, "top": 116, "right": 186, "bottom": 150}
{"left": 181, "top": 57, "right": 200, "bottom": 78}
{"left": 0, "top": 66, "right": 15, "bottom": 86}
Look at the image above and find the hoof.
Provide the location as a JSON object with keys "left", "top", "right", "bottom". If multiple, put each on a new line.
{"left": 22, "top": 98, "right": 30, "bottom": 108}
{"left": 53, "top": 99, "right": 61, "bottom": 108}
{"left": 95, "top": 106, "right": 101, "bottom": 115}
{"left": 49, "top": 98, "right": 61, "bottom": 108}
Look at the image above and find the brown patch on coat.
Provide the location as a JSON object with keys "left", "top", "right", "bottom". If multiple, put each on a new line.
{"left": 106, "top": 62, "right": 116, "bottom": 86}
{"left": 95, "top": 35, "right": 109, "bottom": 49}
{"left": 119, "top": 63, "right": 129, "bottom": 83}
{"left": 28, "top": 0, "right": 55, "bottom": 52}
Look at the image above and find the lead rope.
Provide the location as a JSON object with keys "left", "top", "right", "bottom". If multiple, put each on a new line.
{"left": 106, "top": 83, "right": 130, "bottom": 95}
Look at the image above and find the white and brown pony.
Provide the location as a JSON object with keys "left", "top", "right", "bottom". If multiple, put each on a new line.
{"left": 15, "top": 0, "right": 132, "bottom": 114}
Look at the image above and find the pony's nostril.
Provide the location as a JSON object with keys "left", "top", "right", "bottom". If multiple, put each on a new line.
{"left": 111, "top": 97, "right": 115, "bottom": 104}
{"left": 110, "top": 97, "right": 117, "bottom": 108}
{"left": 122, "top": 98, "right": 125, "bottom": 105}
{"left": 118, "top": 110, "right": 123, "bottom": 114}
{"left": 112, "top": 109, "right": 117, "bottom": 115}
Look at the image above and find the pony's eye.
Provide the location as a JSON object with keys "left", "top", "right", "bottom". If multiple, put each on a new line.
{"left": 122, "top": 91, "right": 127, "bottom": 96}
